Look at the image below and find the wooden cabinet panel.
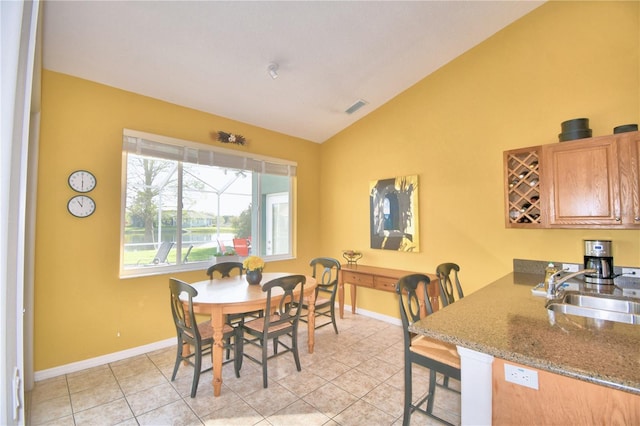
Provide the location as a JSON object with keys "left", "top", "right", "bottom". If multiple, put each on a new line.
{"left": 493, "top": 358, "right": 640, "bottom": 425}
{"left": 620, "top": 132, "right": 640, "bottom": 225}
{"left": 543, "top": 137, "right": 622, "bottom": 227}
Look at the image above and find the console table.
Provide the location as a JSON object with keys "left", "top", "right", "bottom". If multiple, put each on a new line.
{"left": 338, "top": 264, "right": 440, "bottom": 318}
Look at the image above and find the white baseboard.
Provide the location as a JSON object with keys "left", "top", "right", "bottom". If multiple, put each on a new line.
{"left": 34, "top": 337, "right": 175, "bottom": 382}
{"left": 342, "top": 304, "right": 402, "bottom": 327}
{"left": 34, "top": 306, "right": 400, "bottom": 382}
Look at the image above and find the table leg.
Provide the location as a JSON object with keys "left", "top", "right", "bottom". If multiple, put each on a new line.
{"left": 430, "top": 295, "right": 440, "bottom": 312}
{"left": 338, "top": 279, "right": 345, "bottom": 319}
{"left": 338, "top": 279, "right": 357, "bottom": 317}
{"left": 210, "top": 307, "right": 225, "bottom": 397}
{"left": 350, "top": 283, "right": 357, "bottom": 314}
{"left": 417, "top": 281, "right": 439, "bottom": 317}
{"left": 307, "top": 288, "right": 316, "bottom": 354}
{"left": 418, "top": 282, "right": 427, "bottom": 318}
{"left": 429, "top": 280, "right": 441, "bottom": 313}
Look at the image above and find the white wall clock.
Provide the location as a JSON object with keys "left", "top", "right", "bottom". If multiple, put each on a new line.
{"left": 67, "top": 195, "right": 96, "bottom": 218}
{"left": 68, "top": 170, "right": 97, "bottom": 193}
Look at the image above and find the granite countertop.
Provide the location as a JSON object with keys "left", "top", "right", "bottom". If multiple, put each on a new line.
{"left": 409, "top": 272, "right": 640, "bottom": 395}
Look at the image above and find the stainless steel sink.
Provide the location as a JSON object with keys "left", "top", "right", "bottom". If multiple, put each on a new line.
{"left": 545, "top": 291, "right": 640, "bottom": 325}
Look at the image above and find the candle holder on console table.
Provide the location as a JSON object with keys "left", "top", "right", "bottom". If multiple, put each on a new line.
{"left": 342, "top": 250, "right": 363, "bottom": 266}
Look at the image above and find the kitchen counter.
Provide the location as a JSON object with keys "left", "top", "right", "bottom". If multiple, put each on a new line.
{"left": 409, "top": 272, "right": 640, "bottom": 395}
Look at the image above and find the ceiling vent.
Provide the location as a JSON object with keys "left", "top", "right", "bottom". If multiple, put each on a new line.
{"left": 345, "top": 99, "right": 368, "bottom": 115}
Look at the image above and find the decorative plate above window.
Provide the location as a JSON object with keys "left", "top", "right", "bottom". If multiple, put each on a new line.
{"left": 212, "top": 131, "right": 246, "bottom": 145}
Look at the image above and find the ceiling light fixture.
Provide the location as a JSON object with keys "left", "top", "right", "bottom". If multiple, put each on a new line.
{"left": 267, "top": 62, "right": 279, "bottom": 79}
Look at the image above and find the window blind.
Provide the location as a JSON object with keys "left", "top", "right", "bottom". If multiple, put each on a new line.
{"left": 123, "top": 129, "right": 297, "bottom": 177}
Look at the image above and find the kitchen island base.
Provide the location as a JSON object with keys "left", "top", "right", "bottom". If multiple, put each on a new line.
{"left": 410, "top": 271, "right": 640, "bottom": 425}
{"left": 458, "top": 347, "right": 493, "bottom": 426}
{"left": 456, "top": 348, "right": 640, "bottom": 425}
{"left": 493, "top": 358, "right": 640, "bottom": 425}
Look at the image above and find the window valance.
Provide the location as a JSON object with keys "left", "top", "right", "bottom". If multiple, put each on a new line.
{"left": 123, "top": 129, "right": 297, "bottom": 177}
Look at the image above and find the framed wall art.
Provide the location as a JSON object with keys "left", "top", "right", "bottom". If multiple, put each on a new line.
{"left": 369, "top": 175, "right": 419, "bottom": 252}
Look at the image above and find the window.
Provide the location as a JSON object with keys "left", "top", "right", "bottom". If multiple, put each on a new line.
{"left": 120, "top": 129, "right": 296, "bottom": 277}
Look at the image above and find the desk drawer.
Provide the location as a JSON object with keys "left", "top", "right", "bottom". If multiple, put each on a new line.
{"left": 374, "top": 276, "right": 399, "bottom": 292}
{"left": 342, "top": 272, "right": 374, "bottom": 288}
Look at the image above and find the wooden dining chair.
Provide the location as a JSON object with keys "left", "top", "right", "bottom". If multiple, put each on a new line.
{"left": 169, "top": 278, "right": 241, "bottom": 397}
{"left": 239, "top": 274, "right": 306, "bottom": 388}
{"left": 396, "top": 274, "right": 460, "bottom": 425}
{"left": 206, "top": 261, "right": 243, "bottom": 279}
{"left": 436, "top": 263, "right": 464, "bottom": 308}
{"left": 300, "top": 257, "right": 341, "bottom": 334}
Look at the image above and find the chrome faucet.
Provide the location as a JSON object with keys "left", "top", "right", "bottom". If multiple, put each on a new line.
{"left": 546, "top": 269, "right": 597, "bottom": 299}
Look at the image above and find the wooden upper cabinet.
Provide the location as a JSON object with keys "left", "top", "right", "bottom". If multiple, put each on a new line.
{"left": 621, "top": 132, "right": 640, "bottom": 225}
{"left": 543, "top": 136, "right": 622, "bottom": 227}
{"left": 504, "top": 131, "right": 640, "bottom": 229}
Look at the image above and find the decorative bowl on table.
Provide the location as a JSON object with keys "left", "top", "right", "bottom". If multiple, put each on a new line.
{"left": 342, "top": 250, "right": 363, "bottom": 265}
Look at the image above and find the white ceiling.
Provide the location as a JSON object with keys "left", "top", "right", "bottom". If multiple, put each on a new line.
{"left": 42, "top": 1, "right": 543, "bottom": 143}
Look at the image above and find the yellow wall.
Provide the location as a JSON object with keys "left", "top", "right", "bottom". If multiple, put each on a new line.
{"left": 36, "top": 1, "right": 639, "bottom": 371}
{"left": 36, "top": 71, "right": 320, "bottom": 370}
{"left": 321, "top": 1, "right": 640, "bottom": 317}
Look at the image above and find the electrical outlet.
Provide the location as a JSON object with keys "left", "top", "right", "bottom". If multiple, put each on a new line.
{"left": 622, "top": 268, "right": 640, "bottom": 278}
{"left": 562, "top": 263, "right": 580, "bottom": 273}
{"left": 504, "top": 363, "right": 539, "bottom": 390}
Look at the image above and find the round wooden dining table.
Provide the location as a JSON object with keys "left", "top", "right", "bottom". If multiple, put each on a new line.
{"left": 187, "top": 272, "right": 317, "bottom": 396}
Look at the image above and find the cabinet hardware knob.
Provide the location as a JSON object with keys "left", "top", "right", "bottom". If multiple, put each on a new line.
{"left": 635, "top": 217, "right": 640, "bottom": 221}
{"left": 615, "top": 217, "right": 621, "bottom": 221}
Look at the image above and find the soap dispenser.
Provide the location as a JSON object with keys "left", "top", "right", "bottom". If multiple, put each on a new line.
{"left": 544, "top": 262, "right": 558, "bottom": 290}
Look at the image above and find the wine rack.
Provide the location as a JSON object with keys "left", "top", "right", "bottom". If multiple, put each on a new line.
{"left": 504, "top": 146, "right": 542, "bottom": 227}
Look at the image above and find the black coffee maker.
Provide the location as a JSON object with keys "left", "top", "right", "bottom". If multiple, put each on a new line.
{"left": 583, "top": 239, "right": 615, "bottom": 285}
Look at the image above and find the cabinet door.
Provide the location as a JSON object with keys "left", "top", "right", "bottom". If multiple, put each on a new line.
{"left": 621, "top": 133, "right": 640, "bottom": 226}
{"left": 543, "top": 138, "right": 621, "bottom": 227}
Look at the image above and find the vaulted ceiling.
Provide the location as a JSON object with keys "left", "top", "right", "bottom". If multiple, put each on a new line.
{"left": 42, "top": 1, "right": 543, "bottom": 143}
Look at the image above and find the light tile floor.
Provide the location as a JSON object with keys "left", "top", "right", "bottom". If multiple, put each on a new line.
{"left": 26, "top": 312, "right": 460, "bottom": 425}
